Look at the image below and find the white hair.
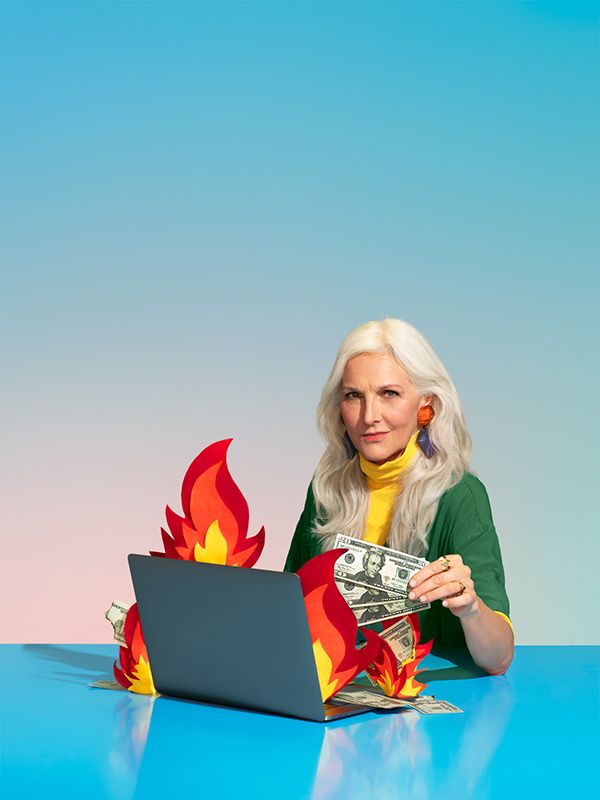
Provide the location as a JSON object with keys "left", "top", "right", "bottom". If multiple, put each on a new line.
{"left": 312, "top": 318, "right": 471, "bottom": 556}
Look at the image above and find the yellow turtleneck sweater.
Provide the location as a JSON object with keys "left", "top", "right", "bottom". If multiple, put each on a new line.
{"left": 359, "top": 430, "right": 419, "bottom": 545}
{"left": 358, "top": 430, "right": 514, "bottom": 632}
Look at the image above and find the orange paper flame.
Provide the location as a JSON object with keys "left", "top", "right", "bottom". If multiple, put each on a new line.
{"left": 366, "top": 613, "right": 433, "bottom": 698}
{"left": 151, "top": 438, "right": 265, "bottom": 567}
{"left": 367, "top": 638, "right": 406, "bottom": 697}
{"left": 114, "top": 604, "right": 156, "bottom": 695}
{"left": 298, "top": 549, "right": 381, "bottom": 702}
{"left": 114, "top": 439, "right": 264, "bottom": 693}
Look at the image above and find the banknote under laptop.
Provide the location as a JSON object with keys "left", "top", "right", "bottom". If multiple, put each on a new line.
{"left": 335, "top": 685, "right": 463, "bottom": 715}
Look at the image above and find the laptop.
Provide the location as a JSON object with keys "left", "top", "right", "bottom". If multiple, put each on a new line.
{"left": 128, "top": 554, "right": 372, "bottom": 722}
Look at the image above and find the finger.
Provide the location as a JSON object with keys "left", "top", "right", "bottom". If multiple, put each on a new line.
{"left": 409, "top": 555, "right": 464, "bottom": 590}
{"left": 442, "top": 592, "right": 474, "bottom": 610}
{"left": 412, "top": 578, "right": 473, "bottom": 604}
{"left": 408, "top": 567, "right": 469, "bottom": 601}
{"left": 409, "top": 558, "right": 452, "bottom": 587}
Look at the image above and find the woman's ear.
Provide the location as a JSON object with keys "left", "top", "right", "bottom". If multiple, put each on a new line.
{"left": 419, "top": 394, "right": 434, "bottom": 408}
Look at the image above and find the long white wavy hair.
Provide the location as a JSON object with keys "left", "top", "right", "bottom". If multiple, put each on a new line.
{"left": 312, "top": 318, "right": 472, "bottom": 556}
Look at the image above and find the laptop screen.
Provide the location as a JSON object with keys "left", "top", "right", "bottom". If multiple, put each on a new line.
{"left": 128, "top": 555, "right": 328, "bottom": 720}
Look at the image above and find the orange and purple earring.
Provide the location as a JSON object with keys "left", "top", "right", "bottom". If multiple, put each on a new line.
{"left": 417, "top": 405, "right": 435, "bottom": 458}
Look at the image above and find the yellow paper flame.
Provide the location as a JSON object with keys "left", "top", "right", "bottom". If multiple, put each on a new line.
{"left": 313, "top": 638, "right": 339, "bottom": 702}
{"left": 128, "top": 654, "right": 156, "bottom": 695}
{"left": 193, "top": 520, "right": 228, "bottom": 565}
{"left": 378, "top": 671, "right": 396, "bottom": 697}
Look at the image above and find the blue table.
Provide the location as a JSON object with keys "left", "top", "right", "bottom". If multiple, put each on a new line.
{"left": 1, "top": 645, "right": 597, "bottom": 799}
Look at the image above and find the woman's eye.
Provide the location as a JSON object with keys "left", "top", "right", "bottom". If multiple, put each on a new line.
{"left": 344, "top": 391, "right": 360, "bottom": 400}
{"left": 383, "top": 390, "right": 399, "bottom": 398}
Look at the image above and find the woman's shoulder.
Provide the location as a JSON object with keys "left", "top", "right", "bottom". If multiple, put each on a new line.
{"left": 436, "top": 471, "right": 494, "bottom": 526}
{"left": 303, "top": 479, "right": 317, "bottom": 513}
{"left": 298, "top": 478, "right": 323, "bottom": 529}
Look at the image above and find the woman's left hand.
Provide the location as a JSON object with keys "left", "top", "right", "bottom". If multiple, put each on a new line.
{"left": 408, "top": 554, "right": 479, "bottom": 619}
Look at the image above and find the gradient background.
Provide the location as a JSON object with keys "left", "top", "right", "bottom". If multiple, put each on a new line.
{"left": 1, "top": 0, "right": 598, "bottom": 645}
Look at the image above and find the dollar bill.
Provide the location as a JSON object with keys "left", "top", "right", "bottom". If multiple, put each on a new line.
{"left": 105, "top": 600, "right": 131, "bottom": 645}
{"left": 355, "top": 596, "right": 429, "bottom": 627}
{"left": 335, "top": 579, "right": 403, "bottom": 608}
{"left": 365, "top": 617, "right": 414, "bottom": 687}
{"left": 334, "top": 688, "right": 414, "bottom": 710}
{"left": 89, "top": 679, "right": 124, "bottom": 691}
{"left": 337, "top": 686, "right": 463, "bottom": 714}
{"left": 333, "top": 535, "right": 428, "bottom": 594}
{"left": 408, "top": 697, "right": 463, "bottom": 714}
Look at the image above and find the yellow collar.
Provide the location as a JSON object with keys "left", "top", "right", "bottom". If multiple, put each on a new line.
{"left": 358, "top": 430, "right": 420, "bottom": 488}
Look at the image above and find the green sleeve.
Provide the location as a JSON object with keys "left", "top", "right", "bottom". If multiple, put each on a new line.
{"left": 283, "top": 482, "right": 320, "bottom": 573}
{"left": 421, "top": 473, "right": 510, "bottom": 646}
{"left": 444, "top": 474, "right": 510, "bottom": 617}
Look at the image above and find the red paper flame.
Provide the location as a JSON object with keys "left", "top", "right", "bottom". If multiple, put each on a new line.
{"left": 114, "top": 439, "right": 264, "bottom": 692}
{"left": 151, "top": 438, "right": 265, "bottom": 567}
{"left": 395, "top": 614, "right": 433, "bottom": 698}
{"left": 366, "top": 613, "right": 433, "bottom": 698}
{"left": 298, "top": 549, "right": 381, "bottom": 702}
{"left": 114, "top": 604, "right": 156, "bottom": 695}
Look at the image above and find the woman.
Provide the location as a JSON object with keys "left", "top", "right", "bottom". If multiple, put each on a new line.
{"left": 284, "top": 318, "right": 513, "bottom": 675}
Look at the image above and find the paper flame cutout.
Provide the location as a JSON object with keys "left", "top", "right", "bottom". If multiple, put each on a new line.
{"left": 298, "top": 549, "right": 381, "bottom": 702}
{"left": 114, "top": 604, "right": 156, "bottom": 695}
{"left": 151, "top": 438, "right": 265, "bottom": 567}
{"left": 114, "top": 439, "right": 265, "bottom": 693}
{"left": 366, "top": 613, "right": 433, "bottom": 698}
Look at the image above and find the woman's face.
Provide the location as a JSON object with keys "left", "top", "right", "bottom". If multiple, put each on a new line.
{"left": 340, "top": 352, "right": 430, "bottom": 465}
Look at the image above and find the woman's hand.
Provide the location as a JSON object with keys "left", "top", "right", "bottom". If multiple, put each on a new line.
{"left": 408, "top": 554, "right": 479, "bottom": 619}
{"left": 408, "top": 553, "right": 514, "bottom": 675}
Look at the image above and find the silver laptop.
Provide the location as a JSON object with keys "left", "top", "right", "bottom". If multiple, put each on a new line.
{"left": 128, "top": 554, "right": 372, "bottom": 722}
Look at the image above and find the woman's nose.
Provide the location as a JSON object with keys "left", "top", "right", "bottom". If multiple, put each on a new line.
{"left": 362, "top": 395, "right": 382, "bottom": 425}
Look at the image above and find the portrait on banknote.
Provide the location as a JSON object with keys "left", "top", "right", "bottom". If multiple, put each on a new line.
{"left": 352, "top": 549, "right": 386, "bottom": 586}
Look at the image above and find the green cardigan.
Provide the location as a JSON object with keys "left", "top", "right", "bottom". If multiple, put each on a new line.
{"left": 283, "top": 472, "right": 510, "bottom": 647}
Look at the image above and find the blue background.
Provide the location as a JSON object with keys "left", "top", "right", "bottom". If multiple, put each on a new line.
{"left": 1, "top": 0, "right": 598, "bottom": 644}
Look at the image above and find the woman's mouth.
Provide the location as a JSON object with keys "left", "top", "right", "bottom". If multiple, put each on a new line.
{"left": 362, "top": 432, "right": 387, "bottom": 442}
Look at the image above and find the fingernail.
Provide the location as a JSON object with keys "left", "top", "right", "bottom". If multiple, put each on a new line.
{"left": 442, "top": 600, "right": 448, "bottom": 607}
{"left": 419, "top": 596, "right": 427, "bottom": 603}
{"left": 410, "top": 580, "right": 416, "bottom": 587}
{"left": 408, "top": 592, "right": 415, "bottom": 600}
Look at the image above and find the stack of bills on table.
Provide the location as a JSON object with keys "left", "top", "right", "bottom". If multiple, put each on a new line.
{"left": 335, "top": 684, "right": 463, "bottom": 714}
{"left": 333, "top": 535, "right": 431, "bottom": 626}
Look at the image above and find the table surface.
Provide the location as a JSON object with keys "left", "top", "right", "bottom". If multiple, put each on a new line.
{"left": 1, "top": 644, "right": 598, "bottom": 799}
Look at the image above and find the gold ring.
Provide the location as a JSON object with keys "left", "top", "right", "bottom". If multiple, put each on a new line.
{"left": 457, "top": 581, "right": 466, "bottom": 596}
{"left": 439, "top": 556, "right": 451, "bottom": 571}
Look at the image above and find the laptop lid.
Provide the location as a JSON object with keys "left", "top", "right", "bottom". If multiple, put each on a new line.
{"left": 128, "top": 554, "right": 366, "bottom": 722}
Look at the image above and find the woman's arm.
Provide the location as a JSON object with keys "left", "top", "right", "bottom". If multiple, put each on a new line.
{"left": 408, "top": 554, "right": 514, "bottom": 674}
{"left": 457, "top": 593, "right": 514, "bottom": 675}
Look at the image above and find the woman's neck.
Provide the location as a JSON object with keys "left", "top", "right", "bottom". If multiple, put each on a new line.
{"left": 358, "top": 430, "right": 419, "bottom": 487}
